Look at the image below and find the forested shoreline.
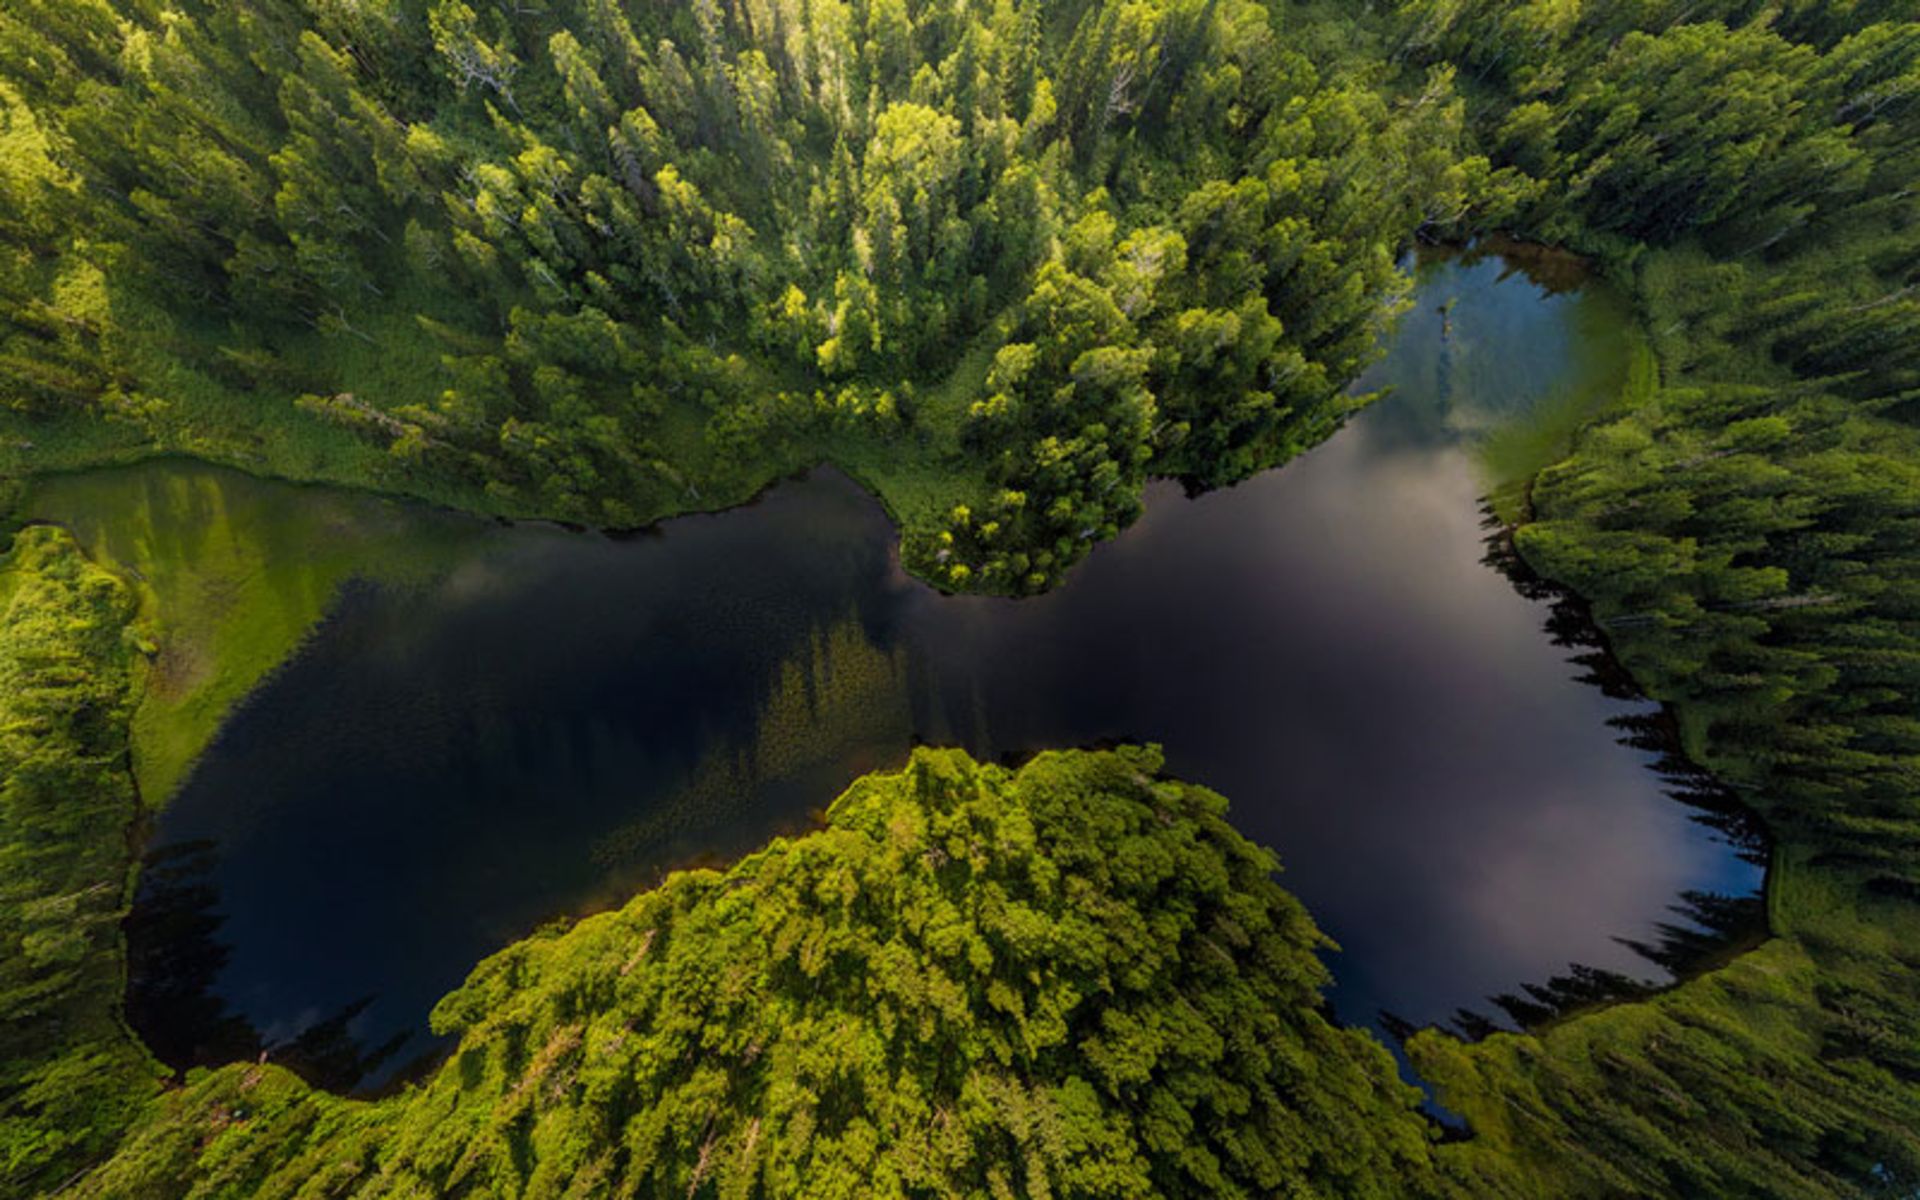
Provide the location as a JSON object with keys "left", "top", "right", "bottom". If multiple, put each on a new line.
{"left": 0, "top": 0, "right": 1494, "bottom": 593}
{"left": 4, "top": 0, "right": 1920, "bottom": 1196}
{"left": 1388, "top": 3, "right": 1920, "bottom": 1193}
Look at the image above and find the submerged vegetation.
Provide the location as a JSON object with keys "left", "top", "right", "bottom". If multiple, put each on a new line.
{"left": 1, "top": 0, "right": 1919, "bottom": 1196}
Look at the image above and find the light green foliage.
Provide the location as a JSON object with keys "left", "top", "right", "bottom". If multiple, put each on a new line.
{"left": 72, "top": 748, "right": 1438, "bottom": 1198}
{"left": 0, "top": 526, "right": 162, "bottom": 1195}
{"left": 0, "top": 0, "right": 1494, "bottom": 592}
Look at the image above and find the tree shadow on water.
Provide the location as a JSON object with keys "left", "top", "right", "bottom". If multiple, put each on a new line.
{"left": 1377, "top": 521, "right": 1773, "bottom": 1046}
{"left": 124, "top": 839, "right": 427, "bottom": 1095}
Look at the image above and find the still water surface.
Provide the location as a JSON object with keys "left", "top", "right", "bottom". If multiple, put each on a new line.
{"left": 93, "top": 249, "right": 1761, "bottom": 1089}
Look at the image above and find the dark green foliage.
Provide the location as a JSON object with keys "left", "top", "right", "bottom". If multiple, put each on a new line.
{"left": 72, "top": 748, "right": 1439, "bottom": 1198}
{"left": 1365, "top": 4, "right": 1920, "bottom": 1196}
{"left": 1519, "top": 384, "right": 1920, "bottom": 870}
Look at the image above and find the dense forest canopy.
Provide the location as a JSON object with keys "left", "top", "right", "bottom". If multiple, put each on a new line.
{"left": 4, "top": 0, "right": 1920, "bottom": 1196}
{"left": 0, "top": 0, "right": 1498, "bottom": 591}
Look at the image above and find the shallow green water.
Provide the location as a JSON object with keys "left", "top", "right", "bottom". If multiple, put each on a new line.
{"left": 27, "top": 462, "right": 485, "bottom": 802}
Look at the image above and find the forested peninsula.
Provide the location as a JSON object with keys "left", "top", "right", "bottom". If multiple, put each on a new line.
{"left": 3, "top": 1, "right": 1920, "bottom": 1197}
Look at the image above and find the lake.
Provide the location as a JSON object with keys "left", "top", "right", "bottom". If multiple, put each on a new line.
{"left": 49, "top": 247, "right": 1764, "bottom": 1092}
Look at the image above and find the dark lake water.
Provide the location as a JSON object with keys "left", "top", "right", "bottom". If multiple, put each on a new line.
{"left": 98, "top": 249, "right": 1762, "bottom": 1091}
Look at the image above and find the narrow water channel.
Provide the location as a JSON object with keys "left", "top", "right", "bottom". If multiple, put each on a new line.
{"left": 41, "top": 248, "right": 1764, "bottom": 1092}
